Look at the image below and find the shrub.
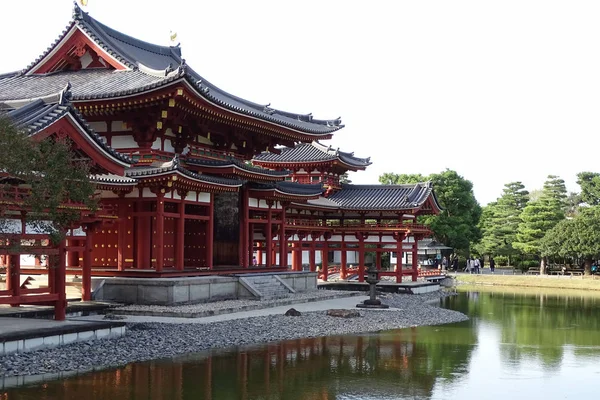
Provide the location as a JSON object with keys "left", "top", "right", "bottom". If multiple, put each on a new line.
{"left": 495, "top": 255, "right": 509, "bottom": 266}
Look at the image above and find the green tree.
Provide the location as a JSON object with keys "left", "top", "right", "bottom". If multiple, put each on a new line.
{"left": 514, "top": 175, "right": 566, "bottom": 270}
{"left": 378, "top": 173, "right": 426, "bottom": 185}
{"left": 576, "top": 172, "right": 600, "bottom": 206}
{"left": 540, "top": 206, "right": 600, "bottom": 275}
{"left": 379, "top": 169, "right": 481, "bottom": 255}
{"left": 0, "top": 117, "right": 97, "bottom": 244}
{"left": 476, "top": 182, "right": 529, "bottom": 260}
{"left": 339, "top": 172, "right": 352, "bottom": 184}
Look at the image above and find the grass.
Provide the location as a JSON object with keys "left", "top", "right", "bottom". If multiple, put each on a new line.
{"left": 453, "top": 273, "right": 600, "bottom": 291}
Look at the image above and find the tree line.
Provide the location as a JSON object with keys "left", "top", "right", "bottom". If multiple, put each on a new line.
{"left": 379, "top": 170, "right": 600, "bottom": 274}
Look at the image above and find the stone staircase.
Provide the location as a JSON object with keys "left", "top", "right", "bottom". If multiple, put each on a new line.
{"left": 241, "top": 275, "right": 294, "bottom": 300}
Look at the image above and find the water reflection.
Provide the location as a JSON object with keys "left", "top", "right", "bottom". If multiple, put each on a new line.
{"left": 4, "top": 288, "right": 600, "bottom": 399}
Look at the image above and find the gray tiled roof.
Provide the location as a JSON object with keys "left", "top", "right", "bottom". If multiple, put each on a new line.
{"left": 3, "top": 4, "right": 342, "bottom": 136}
{"left": 326, "top": 183, "right": 439, "bottom": 211}
{"left": 185, "top": 157, "right": 290, "bottom": 178}
{"left": 4, "top": 98, "right": 131, "bottom": 165}
{"left": 125, "top": 157, "right": 243, "bottom": 187}
{"left": 253, "top": 141, "right": 371, "bottom": 168}
{"left": 0, "top": 69, "right": 169, "bottom": 102}
{"left": 90, "top": 174, "right": 137, "bottom": 185}
{"left": 249, "top": 181, "right": 324, "bottom": 196}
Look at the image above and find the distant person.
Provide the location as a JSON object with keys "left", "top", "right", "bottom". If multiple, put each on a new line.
{"left": 442, "top": 256, "right": 448, "bottom": 271}
{"left": 479, "top": 257, "right": 484, "bottom": 270}
{"left": 464, "top": 257, "right": 472, "bottom": 273}
{"left": 452, "top": 257, "right": 459, "bottom": 271}
{"left": 473, "top": 257, "right": 481, "bottom": 274}
{"left": 489, "top": 257, "right": 495, "bottom": 273}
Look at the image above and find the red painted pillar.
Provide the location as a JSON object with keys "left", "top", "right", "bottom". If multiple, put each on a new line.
{"left": 309, "top": 235, "right": 316, "bottom": 272}
{"left": 358, "top": 236, "right": 365, "bottom": 283}
{"left": 266, "top": 206, "right": 273, "bottom": 268}
{"left": 341, "top": 235, "right": 347, "bottom": 280}
{"left": 176, "top": 195, "right": 186, "bottom": 271}
{"left": 321, "top": 241, "right": 329, "bottom": 281}
{"left": 9, "top": 254, "right": 20, "bottom": 307}
{"left": 396, "top": 236, "right": 403, "bottom": 283}
{"left": 291, "top": 241, "right": 298, "bottom": 271}
{"left": 55, "top": 242, "right": 67, "bottom": 321}
{"left": 279, "top": 204, "right": 287, "bottom": 268}
{"left": 376, "top": 248, "right": 382, "bottom": 271}
{"left": 155, "top": 191, "right": 165, "bottom": 272}
{"left": 412, "top": 236, "right": 419, "bottom": 282}
{"left": 207, "top": 195, "right": 214, "bottom": 269}
{"left": 82, "top": 225, "right": 94, "bottom": 301}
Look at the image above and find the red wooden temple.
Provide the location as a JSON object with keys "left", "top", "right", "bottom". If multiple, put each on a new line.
{"left": 0, "top": 4, "right": 441, "bottom": 319}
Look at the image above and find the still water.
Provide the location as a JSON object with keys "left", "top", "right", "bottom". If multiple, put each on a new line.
{"left": 3, "top": 287, "right": 600, "bottom": 399}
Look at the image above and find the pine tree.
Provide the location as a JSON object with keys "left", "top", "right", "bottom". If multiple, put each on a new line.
{"left": 514, "top": 176, "right": 566, "bottom": 270}
{"left": 478, "top": 182, "right": 529, "bottom": 259}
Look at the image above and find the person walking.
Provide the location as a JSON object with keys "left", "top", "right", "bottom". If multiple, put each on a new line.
{"left": 473, "top": 257, "right": 481, "bottom": 274}
{"left": 489, "top": 257, "right": 495, "bottom": 273}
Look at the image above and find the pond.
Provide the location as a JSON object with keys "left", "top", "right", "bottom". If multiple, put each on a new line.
{"left": 3, "top": 287, "right": 600, "bottom": 399}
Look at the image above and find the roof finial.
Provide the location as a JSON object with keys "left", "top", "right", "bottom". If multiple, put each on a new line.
{"left": 73, "top": 1, "right": 84, "bottom": 19}
{"left": 59, "top": 82, "right": 72, "bottom": 105}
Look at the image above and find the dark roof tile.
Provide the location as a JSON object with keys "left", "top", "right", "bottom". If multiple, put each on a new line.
{"left": 326, "top": 183, "right": 439, "bottom": 211}
{"left": 254, "top": 141, "right": 371, "bottom": 168}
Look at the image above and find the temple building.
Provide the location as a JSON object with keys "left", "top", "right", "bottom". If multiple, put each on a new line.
{"left": 0, "top": 4, "right": 441, "bottom": 318}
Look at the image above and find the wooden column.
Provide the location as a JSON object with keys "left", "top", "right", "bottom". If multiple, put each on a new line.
{"left": 207, "top": 194, "right": 214, "bottom": 269}
{"left": 266, "top": 204, "right": 273, "bottom": 268}
{"left": 279, "top": 203, "right": 288, "bottom": 268}
{"left": 155, "top": 191, "right": 165, "bottom": 272}
{"left": 176, "top": 192, "right": 186, "bottom": 271}
{"left": 8, "top": 254, "right": 20, "bottom": 307}
{"left": 82, "top": 224, "right": 94, "bottom": 301}
{"left": 376, "top": 247, "right": 382, "bottom": 271}
{"left": 341, "top": 234, "right": 347, "bottom": 279}
{"left": 54, "top": 241, "right": 67, "bottom": 321}
{"left": 291, "top": 241, "right": 298, "bottom": 271}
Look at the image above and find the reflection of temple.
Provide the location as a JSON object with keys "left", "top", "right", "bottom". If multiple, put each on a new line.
{"left": 6, "top": 331, "right": 470, "bottom": 400}
{"left": 0, "top": 4, "right": 440, "bottom": 317}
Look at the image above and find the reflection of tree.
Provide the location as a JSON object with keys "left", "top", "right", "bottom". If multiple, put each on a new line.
{"left": 4, "top": 326, "right": 475, "bottom": 400}
{"left": 452, "top": 288, "right": 600, "bottom": 370}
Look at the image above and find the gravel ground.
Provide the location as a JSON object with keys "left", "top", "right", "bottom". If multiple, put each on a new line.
{"left": 0, "top": 291, "right": 467, "bottom": 378}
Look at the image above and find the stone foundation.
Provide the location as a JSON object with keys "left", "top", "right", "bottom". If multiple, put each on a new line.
{"left": 93, "top": 272, "right": 318, "bottom": 305}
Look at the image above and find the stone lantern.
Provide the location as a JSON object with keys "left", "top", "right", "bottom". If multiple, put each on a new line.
{"left": 356, "top": 265, "right": 389, "bottom": 309}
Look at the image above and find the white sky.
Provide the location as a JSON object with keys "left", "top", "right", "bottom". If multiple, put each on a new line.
{"left": 2, "top": 0, "right": 599, "bottom": 205}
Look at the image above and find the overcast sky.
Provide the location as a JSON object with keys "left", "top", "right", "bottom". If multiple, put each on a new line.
{"left": 2, "top": 0, "right": 599, "bottom": 205}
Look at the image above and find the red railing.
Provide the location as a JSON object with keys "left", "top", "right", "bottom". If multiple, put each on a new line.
{"left": 286, "top": 219, "right": 431, "bottom": 232}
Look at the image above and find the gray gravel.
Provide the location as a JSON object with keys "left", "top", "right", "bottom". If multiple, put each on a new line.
{"left": 0, "top": 291, "right": 467, "bottom": 378}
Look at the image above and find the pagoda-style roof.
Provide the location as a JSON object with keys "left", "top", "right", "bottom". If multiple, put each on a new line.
{"left": 253, "top": 141, "right": 371, "bottom": 170}
{"left": 125, "top": 157, "right": 242, "bottom": 189}
{"left": 0, "top": 4, "right": 343, "bottom": 137}
{"left": 3, "top": 97, "right": 132, "bottom": 171}
{"left": 185, "top": 157, "right": 289, "bottom": 181}
{"left": 248, "top": 181, "right": 323, "bottom": 198}
{"left": 325, "top": 182, "right": 442, "bottom": 212}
